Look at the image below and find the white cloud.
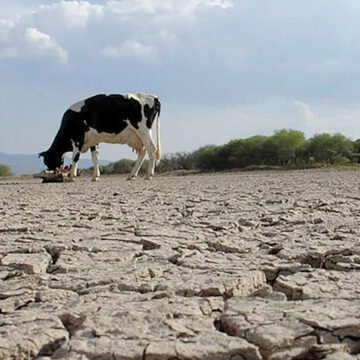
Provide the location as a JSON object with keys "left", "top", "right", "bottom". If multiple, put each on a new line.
{"left": 181, "top": 0, "right": 233, "bottom": 14}
{"left": 293, "top": 103, "right": 360, "bottom": 138}
{"left": 25, "top": 27, "right": 68, "bottom": 63}
{"left": 105, "top": 0, "right": 157, "bottom": 16}
{"left": 293, "top": 100, "right": 315, "bottom": 125}
{"left": 292, "top": 100, "right": 360, "bottom": 138}
{"left": 105, "top": 0, "right": 233, "bottom": 21}
{"left": 38, "top": 1, "right": 104, "bottom": 29}
{"left": 0, "top": 0, "right": 234, "bottom": 65}
{"left": 102, "top": 40, "right": 156, "bottom": 61}
{"left": 207, "top": 0, "right": 233, "bottom": 9}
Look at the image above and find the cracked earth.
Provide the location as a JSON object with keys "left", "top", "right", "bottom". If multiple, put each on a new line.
{"left": 0, "top": 169, "right": 360, "bottom": 360}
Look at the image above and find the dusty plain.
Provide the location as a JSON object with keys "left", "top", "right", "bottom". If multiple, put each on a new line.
{"left": 0, "top": 169, "right": 360, "bottom": 360}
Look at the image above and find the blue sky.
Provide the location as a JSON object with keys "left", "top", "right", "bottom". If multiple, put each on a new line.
{"left": 1, "top": 0, "right": 360, "bottom": 161}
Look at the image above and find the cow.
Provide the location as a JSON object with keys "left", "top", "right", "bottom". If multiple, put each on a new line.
{"left": 39, "top": 93, "right": 161, "bottom": 181}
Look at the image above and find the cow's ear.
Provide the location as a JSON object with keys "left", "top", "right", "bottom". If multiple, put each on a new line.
{"left": 38, "top": 151, "right": 46, "bottom": 158}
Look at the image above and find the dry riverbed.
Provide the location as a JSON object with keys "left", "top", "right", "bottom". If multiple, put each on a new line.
{"left": 0, "top": 170, "right": 360, "bottom": 360}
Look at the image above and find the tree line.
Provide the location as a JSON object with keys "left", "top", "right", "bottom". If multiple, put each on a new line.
{"left": 1, "top": 129, "right": 359, "bottom": 177}
{"left": 98, "top": 129, "right": 360, "bottom": 175}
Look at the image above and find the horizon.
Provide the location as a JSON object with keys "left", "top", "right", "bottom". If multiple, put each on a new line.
{"left": 2, "top": 125, "right": 360, "bottom": 162}
{"left": 1, "top": 1, "right": 360, "bottom": 162}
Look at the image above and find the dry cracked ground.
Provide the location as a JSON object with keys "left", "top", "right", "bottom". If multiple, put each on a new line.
{"left": 0, "top": 169, "right": 360, "bottom": 360}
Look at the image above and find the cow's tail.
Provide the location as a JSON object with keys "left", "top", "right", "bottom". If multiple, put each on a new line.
{"left": 155, "top": 99, "right": 161, "bottom": 163}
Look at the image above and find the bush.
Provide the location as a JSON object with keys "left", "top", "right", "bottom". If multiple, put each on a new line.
{"left": 90, "top": 129, "right": 359, "bottom": 174}
{"left": 0, "top": 164, "right": 11, "bottom": 177}
{"left": 193, "top": 145, "right": 221, "bottom": 170}
{"left": 157, "top": 152, "right": 196, "bottom": 172}
{"left": 263, "top": 129, "right": 306, "bottom": 166}
{"left": 304, "top": 133, "right": 355, "bottom": 164}
{"left": 99, "top": 159, "right": 135, "bottom": 175}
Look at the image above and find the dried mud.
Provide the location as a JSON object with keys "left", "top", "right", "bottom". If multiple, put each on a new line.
{"left": 0, "top": 169, "right": 360, "bottom": 360}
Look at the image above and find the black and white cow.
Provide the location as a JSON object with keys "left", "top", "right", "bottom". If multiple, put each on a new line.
{"left": 39, "top": 93, "right": 161, "bottom": 181}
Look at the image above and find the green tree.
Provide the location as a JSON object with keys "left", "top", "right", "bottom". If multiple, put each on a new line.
{"left": 217, "top": 140, "right": 243, "bottom": 169}
{"left": 98, "top": 159, "right": 135, "bottom": 175}
{"left": 239, "top": 135, "right": 268, "bottom": 167}
{"left": 354, "top": 138, "right": 360, "bottom": 153}
{"left": 193, "top": 145, "right": 221, "bottom": 170}
{"left": 263, "top": 129, "right": 306, "bottom": 166}
{"left": 92, "top": 129, "right": 359, "bottom": 174}
{"left": 112, "top": 159, "right": 134, "bottom": 174}
{"left": 0, "top": 164, "right": 11, "bottom": 177}
{"left": 305, "top": 133, "right": 354, "bottom": 164}
{"left": 216, "top": 136, "right": 267, "bottom": 168}
{"left": 353, "top": 138, "right": 360, "bottom": 163}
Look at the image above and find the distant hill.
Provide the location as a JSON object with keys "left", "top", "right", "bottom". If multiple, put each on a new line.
{"left": 0, "top": 152, "right": 110, "bottom": 176}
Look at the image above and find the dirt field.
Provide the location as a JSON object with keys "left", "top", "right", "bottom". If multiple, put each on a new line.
{"left": 0, "top": 170, "right": 360, "bottom": 360}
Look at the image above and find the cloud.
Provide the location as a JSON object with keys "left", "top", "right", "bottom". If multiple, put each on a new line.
{"left": 292, "top": 102, "right": 360, "bottom": 138}
{"left": 38, "top": 1, "right": 104, "bottom": 29}
{"left": 102, "top": 40, "right": 156, "bottom": 61}
{"left": 0, "top": 0, "right": 234, "bottom": 65}
{"left": 293, "top": 100, "right": 315, "bottom": 125}
{"left": 181, "top": 0, "right": 233, "bottom": 14}
{"left": 24, "top": 27, "right": 68, "bottom": 63}
{"left": 105, "top": 0, "right": 233, "bottom": 21}
{"left": 105, "top": 0, "right": 157, "bottom": 17}
{"left": 207, "top": 0, "right": 233, "bottom": 9}
{"left": 0, "top": 21, "right": 68, "bottom": 63}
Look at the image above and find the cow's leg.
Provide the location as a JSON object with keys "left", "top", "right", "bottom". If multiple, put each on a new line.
{"left": 69, "top": 148, "right": 80, "bottom": 181}
{"left": 137, "top": 128, "right": 157, "bottom": 179}
{"left": 128, "top": 147, "right": 146, "bottom": 180}
{"left": 91, "top": 145, "right": 100, "bottom": 182}
{"left": 146, "top": 143, "right": 157, "bottom": 179}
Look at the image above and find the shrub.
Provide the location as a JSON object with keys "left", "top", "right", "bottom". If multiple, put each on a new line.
{"left": 304, "top": 133, "right": 355, "bottom": 164}
{"left": 0, "top": 164, "right": 11, "bottom": 177}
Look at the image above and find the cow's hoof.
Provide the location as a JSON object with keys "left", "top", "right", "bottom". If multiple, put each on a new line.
{"left": 145, "top": 176, "right": 153, "bottom": 181}
{"left": 127, "top": 176, "right": 136, "bottom": 181}
{"left": 68, "top": 177, "right": 75, "bottom": 182}
{"left": 91, "top": 177, "right": 99, "bottom": 182}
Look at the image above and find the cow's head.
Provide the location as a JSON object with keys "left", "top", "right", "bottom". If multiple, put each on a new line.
{"left": 144, "top": 97, "right": 161, "bottom": 129}
{"left": 39, "top": 150, "right": 64, "bottom": 171}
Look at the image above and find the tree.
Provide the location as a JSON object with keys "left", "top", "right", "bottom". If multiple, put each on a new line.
{"left": 112, "top": 159, "right": 134, "bottom": 174}
{"left": 193, "top": 145, "right": 221, "bottom": 170}
{"left": 0, "top": 164, "right": 11, "bottom": 177}
{"left": 157, "top": 152, "right": 197, "bottom": 172}
{"left": 217, "top": 140, "right": 243, "bottom": 169}
{"left": 88, "top": 129, "right": 360, "bottom": 174}
{"left": 305, "top": 133, "right": 354, "bottom": 164}
{"left": 240, "top": 135, "right": 268, "bottom": 167}
{"left": 216, "top": 136, "right": 268, "bottom": 168}
{"left": 352, "top": 138, "right": 360, "bottom": 163}
{"left": 98, "top": 159, "right": 135, "bottom": 175}
{"left": 263, "top": 129, "right": 306, "bottom": 166}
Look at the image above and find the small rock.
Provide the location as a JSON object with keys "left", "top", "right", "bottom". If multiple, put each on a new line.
{"left": 140, "top": 238, "right": 161, "bottom": 250}
{"left": 268, "top": 244, "right": 284, "bottom": 255}
{"left": 1, "top": 252, "right": 51, "bottom": 274}
{"left": 238, "top": 219, "right": 255, "bottom": 227}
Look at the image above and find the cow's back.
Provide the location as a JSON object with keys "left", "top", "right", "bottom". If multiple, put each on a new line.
{"left": 79, "top": 94, "right": 142, "bottom": 133}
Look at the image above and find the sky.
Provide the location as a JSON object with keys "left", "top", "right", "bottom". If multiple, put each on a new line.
{"left": 1, "top": 0, "right": 360, "bottom": 161}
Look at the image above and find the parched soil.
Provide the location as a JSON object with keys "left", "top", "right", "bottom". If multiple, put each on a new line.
{"left": 0, "top": 170, "right": 360, "bottom": 360}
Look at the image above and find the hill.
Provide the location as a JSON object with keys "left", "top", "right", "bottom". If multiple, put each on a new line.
{"left": 0, "top": 152, "right": 110, "bottom": 176}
